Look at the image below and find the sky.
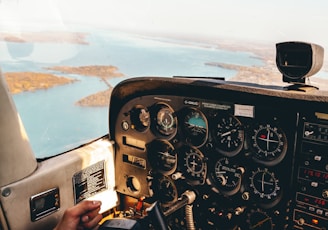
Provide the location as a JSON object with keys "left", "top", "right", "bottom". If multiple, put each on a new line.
{"left": 1, "top": 0, "right": 328, "bottom": 48}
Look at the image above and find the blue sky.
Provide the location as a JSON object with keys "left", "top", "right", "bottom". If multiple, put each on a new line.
{"left": 1, "top": 0, "right": 328, "bottom": 48}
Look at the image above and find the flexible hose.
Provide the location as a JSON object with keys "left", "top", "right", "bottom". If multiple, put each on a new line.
{"left": 185, "top": 204, "right": 196, "bottom": 230}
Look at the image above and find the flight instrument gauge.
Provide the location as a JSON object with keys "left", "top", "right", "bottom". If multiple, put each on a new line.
{"left": 180, "top": 145, "right": 207, "bottom": 184}
{"left": 249, "top": 168, "right": 281, "bottom": 207}
{"left": 213, "top": 114, "right": 244, "bottom": 156}
{"left": 147, "top": 140, "right": 177, "bottom": 175}
{"left": 151, "top": 175, "right": 178, "bottom": 206}
{"left": 182, "top": 108, "right": 208, "bottom": 147}
{"left": 154, "top": 104, "right": 177, "bottom": 137}
{"left": 130, "top": 105, "right": 150, "bottom": 132}
{"left": 246, "top": 209, "right": 273, "bottom": 230}
{"left": 250, "top": 123, "right": 287, "bottom": 166}
{"left": 210, "top": 157, "right": 244, "bottom": 196}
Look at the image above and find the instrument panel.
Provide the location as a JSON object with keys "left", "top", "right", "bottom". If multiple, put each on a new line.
{"left": 109, "top": 77, "right": 328, "bottom": 229}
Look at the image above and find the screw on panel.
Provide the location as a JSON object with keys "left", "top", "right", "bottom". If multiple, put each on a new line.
{"left": 1, "top": 188, "right": 11, "bottom": 197}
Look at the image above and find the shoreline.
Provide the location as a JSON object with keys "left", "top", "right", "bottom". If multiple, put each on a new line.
{"left": 3, "top": 65, "right": 122, "bottom": 107}
{"left": 0, "top": 31, "right": 89, "bottom": 45}
{"left": 2, "top": 30, "right": 328, "bottom": 105}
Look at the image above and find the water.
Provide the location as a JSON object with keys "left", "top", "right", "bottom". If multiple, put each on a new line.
{"left": 0, "top": 29, "right": 263, "bottom": 158}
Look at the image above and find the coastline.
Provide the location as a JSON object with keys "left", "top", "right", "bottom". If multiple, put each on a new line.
{"left": 0, "top": 31, "right": 89, "bottom": 45}
{"left": 3, "top": 65, "right": 122, "bottom": 107}
{"left": 2, "top": 30, "right": 328, "bottom": 105}
{"left": 47, "top": 65, "right": 124, "bottom": 78}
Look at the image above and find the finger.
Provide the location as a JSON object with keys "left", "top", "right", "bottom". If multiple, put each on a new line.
{"left": 72, "top": 200, "right": 102, "bottom": 216}
{"left": 81, "top": 207, "right": 101, "bottom": 223}
{"left": 82, "top": 213, "right": 103, "bottom": 229}
{"left": 81, "top": 207, "right": 101, "bottom": 224}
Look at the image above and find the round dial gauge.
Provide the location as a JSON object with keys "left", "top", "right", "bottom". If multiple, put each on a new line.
{"left": 130, "top": 106, "right": 150, "bottom": 132}
{"left": 213, "top": 114, "right": 244, "bottom": 156}
{"left": 247, "top": 209, "right": 273, "bottom": 230}
{"left": 151, "top": 175, "right": 178, "bottom": 206}
{"left": 147, "top": 140, "right": 177, "bottom": 175}
{"left": 181, "top": 146, "right": 207, "bottom": 184}
{"left": 155, "top": 105, "right": 177, "bottom": 136}
{"left": 251, "top": 123, "right": 287, "bottom": 166}
{"left": 183, "top": 109, "right": 208, "bottom": 147}
{"left": 211, "top": 157, "right": 244, "bottom": 195}
{"left": 249, "top": 168, "right": 281, "bottom": 202}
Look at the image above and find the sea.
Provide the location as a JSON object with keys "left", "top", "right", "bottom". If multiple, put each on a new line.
{"left": 0, "top": 29, "right": 264, "bottom": 158}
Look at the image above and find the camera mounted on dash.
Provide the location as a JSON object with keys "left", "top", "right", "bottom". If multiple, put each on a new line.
{"left": 276, "top": 41, "right": 324, "bottom": 91}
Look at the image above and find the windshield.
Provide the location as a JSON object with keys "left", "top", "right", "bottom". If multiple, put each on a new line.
{"left": 1, "top": 0, "right": 328, "bottom": 158}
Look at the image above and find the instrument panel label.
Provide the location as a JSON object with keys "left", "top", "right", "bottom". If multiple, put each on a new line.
{"left": 234, "top": 104, "right": 254, "bottom": 118}
{"left": 73, "top": 160, "right": 107, "bottom": 204}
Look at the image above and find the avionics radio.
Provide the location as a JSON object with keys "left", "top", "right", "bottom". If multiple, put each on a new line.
{"left": 293, "top": 121, "right": 328, "bottom": 229}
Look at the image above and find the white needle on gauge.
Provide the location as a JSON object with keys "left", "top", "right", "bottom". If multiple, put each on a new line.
{"left": 262, "top": 172, "right": 265, "bottom": 191}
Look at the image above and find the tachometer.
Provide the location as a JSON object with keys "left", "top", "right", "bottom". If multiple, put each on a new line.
{"left": 182, "top": 108, "right": 208, "bottom": 147}
{"left": 213, "top": 114, "right": 244, "bottom": 156}
{"left": 250, "top": 123, "right": 287, "bottom": 166}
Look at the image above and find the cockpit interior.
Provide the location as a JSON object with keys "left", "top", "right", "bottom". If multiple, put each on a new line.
{"left": 0, "top": 2, "right": 328, "bottom": 228}
{"left": 1, "top": 59, "right": 328, "bottom": 229}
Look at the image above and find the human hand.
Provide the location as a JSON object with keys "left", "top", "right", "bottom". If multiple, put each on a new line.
{"left": 54, "top": 200, "right": 102, "bottom": 230}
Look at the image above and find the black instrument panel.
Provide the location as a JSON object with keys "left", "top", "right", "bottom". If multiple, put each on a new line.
{"left": 109, "top": 77, "right": 328, "bottom": 229}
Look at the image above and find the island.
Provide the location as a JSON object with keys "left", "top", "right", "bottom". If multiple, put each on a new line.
{"left": 4, "top": 72, "right": 77, "bottom": 94}
{"left": 3, "top": 30, "right": 328, "bottom": 105}
{"left": 2, "top": 65, "right": 124, "bottom": 107}
{"left": 75, "top": 89, "right": 112, "bottom": 107}
{"left": 46, "top": 65, "right": 125, "bottom": 107}
{"left": 47, "top": 65, "right": 124, "bottom": 78}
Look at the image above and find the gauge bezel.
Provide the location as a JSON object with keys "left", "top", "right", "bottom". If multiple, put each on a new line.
{"left": 179, "top": 145, "right": 207, "bottom": 185}
{"left": 151, "top": 103, "right": 178, "bottom": 138}
{"left": 181, "top": 108, "right": 208, "bottom": 147}
{"left": 248, "top": 167, "right": 282, "bottom": 208}
{"left": 129, "top": 105, "right": 150, "bottom": 132}
{"left": 212, "top": 113, "right": 245, "bottom": 157}
{"left": 250, "top": 123, "right": 288, "bottom": 166}
{"left": 147, "top": 139, "right": 177, "bottom": 175}
{"left": 208, "top": 157, "right": 243, "bottom": 196}
{"left": 246, "top": 209, "right": 273, "bottom": 230}
{"left": 150, "top": 174, "right": 178, "bottom": 206}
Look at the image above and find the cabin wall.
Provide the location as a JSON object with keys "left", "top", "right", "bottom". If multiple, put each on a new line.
{"left": 0, "top": 137, "right": 118, "bottom": 230}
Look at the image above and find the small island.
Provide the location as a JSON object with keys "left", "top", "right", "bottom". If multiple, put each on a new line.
{"left": 46, "top": 65, "right": 125, "bottom": 107}
{"left": 4, "top": 72, "right": 77, "bottom": 94}
{"left": 47, "top": 65, "right": 125, "bottom": 78}
{"left": 75, "top": 89, "right": 112, "bottom": 107}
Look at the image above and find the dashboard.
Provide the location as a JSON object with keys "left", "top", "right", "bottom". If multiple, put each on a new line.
{"left": 108, "top": 77, "right": 328, "bottom": 229}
